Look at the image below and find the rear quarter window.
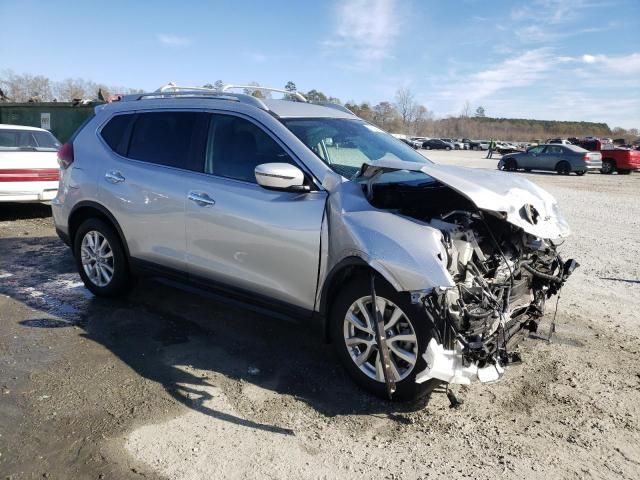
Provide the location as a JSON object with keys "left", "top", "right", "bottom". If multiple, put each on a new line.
{"left": 100, "top": 114, "right": 134, "bottom": 155}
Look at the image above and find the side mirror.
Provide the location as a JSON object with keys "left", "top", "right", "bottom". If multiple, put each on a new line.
{"left": 255, "top": 163, "right": 310, "bottom": 192}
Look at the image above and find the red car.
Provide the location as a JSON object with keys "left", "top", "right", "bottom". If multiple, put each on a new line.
{"left": 577, "top": 139, "right": 640, "bottom": 174}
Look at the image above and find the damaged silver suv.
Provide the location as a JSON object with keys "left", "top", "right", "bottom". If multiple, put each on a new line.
{"left": 52, "top": 84, "right": 576, "bottom": 401}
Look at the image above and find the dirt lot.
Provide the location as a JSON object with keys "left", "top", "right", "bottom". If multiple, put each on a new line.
{"left": 1, "top": 151, "right": 639, "bottom": 480}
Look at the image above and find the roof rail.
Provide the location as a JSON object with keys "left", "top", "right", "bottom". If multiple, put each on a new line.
{"left": 222, "top": 85, "right": 307, "bottom": 103}
{"left": 119, "top": 83, "right": 269, "bottom": 111}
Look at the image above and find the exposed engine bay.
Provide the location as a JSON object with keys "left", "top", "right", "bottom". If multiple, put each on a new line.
{"left": 364, "top": 173, "right": 578, "bottom": 385}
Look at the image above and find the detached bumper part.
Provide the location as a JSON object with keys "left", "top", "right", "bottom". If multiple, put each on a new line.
{"left": 415, "top": 339, "right": 505, "bottom": 385}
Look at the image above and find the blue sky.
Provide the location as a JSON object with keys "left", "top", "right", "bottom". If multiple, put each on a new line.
{"left": 1, "top": 0, "right": 638, "bottom": 128}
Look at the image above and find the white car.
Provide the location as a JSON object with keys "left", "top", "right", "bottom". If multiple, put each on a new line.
{"left": 0, "top": 124, "right": 61, "bottom": 202}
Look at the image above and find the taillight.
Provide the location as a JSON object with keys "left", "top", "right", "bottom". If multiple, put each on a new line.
{"left": 582, "top": 153, "right": 589, "bottom": 161}
{"left": 57, "top": 143, "right": 74, "bottom": 169}
{"left": 0, "top": 169, "right": 59, "bottom": 182}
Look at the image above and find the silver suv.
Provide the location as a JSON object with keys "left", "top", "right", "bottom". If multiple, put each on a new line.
{"left": 52, "top": 85, "right": 576, "bottom": 400}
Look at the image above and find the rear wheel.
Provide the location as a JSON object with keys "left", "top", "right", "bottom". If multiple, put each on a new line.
{"left": 556, "top": 161, "right": 571, "bottom": 175}
{"left": 425, "top": 145, "right": 431, "bottom": 150}
{"left": 74, "top": 218, "right": 133, "bottom": 297}
{"left": 576, "top": 170, "right": 586, "bottom": 176}
{"left": 600, "top": 159, "right": 615, "bottom": 174}
{"left": 330, "top": 274, "right": 438, "bottom": 401}
{"left": 445, "top": 146, "right": 452, "bottom": 151}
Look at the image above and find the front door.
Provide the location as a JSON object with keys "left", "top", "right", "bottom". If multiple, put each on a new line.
{"left": 184, "top": 113, "right": 327, "bottom": 311}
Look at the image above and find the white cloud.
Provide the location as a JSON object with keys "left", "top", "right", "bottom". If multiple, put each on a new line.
{"left": 579, "top": 53, "right": 640, "bottom": 74}
{"left": 323, "top": 0, "right": 399, "bottom": 66}
{"left": 437, "top": 49, "right": 557, "bottom": 104}
{"left": 156, "top": 34, "right": 192, "bottom": 47}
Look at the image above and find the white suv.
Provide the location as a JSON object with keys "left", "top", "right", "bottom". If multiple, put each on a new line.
{"left": 0, "top": 124, "right": 61, "bottom": 202}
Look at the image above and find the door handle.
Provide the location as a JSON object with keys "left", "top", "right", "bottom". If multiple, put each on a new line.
{"left": 105, "top": 171, "right": 125, "bottom": 184}
{"left": 188, "top": 191, "right": 216, "bottom": 207}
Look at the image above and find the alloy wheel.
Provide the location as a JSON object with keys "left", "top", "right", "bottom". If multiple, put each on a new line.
{"left": 80, "top": 230, "right": 114, "bottom": 287}
{"left": 343, "top": 296, "right": 418, "bottom": 382}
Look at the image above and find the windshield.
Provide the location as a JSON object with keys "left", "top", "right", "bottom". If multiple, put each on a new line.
{"left": 282, "top": 118, "right": 431, "bottom": 178}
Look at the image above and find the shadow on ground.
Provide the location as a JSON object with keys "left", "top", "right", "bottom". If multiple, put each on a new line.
{"left": 0, "top": 202, "right": 52, "bottom": 221}
{"left": 1, "top": 234, "right": 434, "bottom": 437}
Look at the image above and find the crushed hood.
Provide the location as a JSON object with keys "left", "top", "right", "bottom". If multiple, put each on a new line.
{"left": 355, "top": 160, "right": 571, "bottom": 240}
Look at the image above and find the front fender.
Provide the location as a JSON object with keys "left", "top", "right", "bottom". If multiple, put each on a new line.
{"left": 321, "top": 181, "right": 454, "bottom": 298}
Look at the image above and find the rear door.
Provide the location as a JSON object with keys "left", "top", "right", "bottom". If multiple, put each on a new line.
{"left": 183, "top": 112, "right": 326, "bottom": 310}
{"left": 97, "top": 110, "right": 208, "bottom": 272}
{"left": 543, "top": 145, "right": 564, "bottom": 169}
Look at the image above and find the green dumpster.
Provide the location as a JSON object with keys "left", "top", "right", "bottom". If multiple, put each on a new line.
{"left": 0, "top": 102, "right": 103, "bottom": 143}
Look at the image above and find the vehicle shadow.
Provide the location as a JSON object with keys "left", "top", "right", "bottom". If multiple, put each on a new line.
{"left": 0, "top": 202, "right": 52, "bottom": 221}
{"left": 1, "top": 235, "right": 435, "bottom": 436}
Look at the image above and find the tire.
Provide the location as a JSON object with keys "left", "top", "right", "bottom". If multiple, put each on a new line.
{"left": 556, "top": 161, "right": 571, "bottom": 175}
{"left": 425, "top": 145, "right": 431, "bottom": 150}
{"left": 504, "top": 158, "right": 518, "bottom": 171}
{"left": 576, "top": 170, "right": 586, "bottom": 176}
{"left": 73, "top": 218, "right": 133, "bottom": 297}
{"left": 445, "top": 146, "right": 452, "bottom": 151}
{"left": 600, "top": 159, "right": 615, "bottom": 174}
{"left": 330, "top": 274, "right": 439, "bottom": 401}
{"left": 618, "top": 170, "right": 631, "bottom": 175}
{"left": 524, "top": 168, "right": 532, "bottom": 172}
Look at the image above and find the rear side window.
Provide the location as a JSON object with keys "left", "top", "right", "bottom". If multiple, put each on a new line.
{"left": 100, "top": 114, "right": 133, "bottom": 155}
{"left": 127, "top": 111, "right": 207, "bottom": 170}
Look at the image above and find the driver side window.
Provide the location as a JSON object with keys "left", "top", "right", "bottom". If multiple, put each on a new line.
{"left": 205, "top": 114, "right": 293, "bottom": 183}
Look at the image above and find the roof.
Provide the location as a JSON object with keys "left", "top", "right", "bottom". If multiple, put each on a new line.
{"left": 0, "top": 123, "right": 50, "bottom": 132}
{"left": 263, "top": 99, "right": 355, "bottom": 119}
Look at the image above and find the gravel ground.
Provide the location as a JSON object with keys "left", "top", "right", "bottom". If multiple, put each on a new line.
{"left": 1, "top": 150, "right": 639, "bottom": 479}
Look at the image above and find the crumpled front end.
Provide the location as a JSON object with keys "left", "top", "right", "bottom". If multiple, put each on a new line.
{"left": 412, "top": 210, "right": 577, "bottom": 386}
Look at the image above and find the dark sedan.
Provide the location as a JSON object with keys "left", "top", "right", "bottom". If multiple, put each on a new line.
{"left": 498, "top": 144, "right": 602, "bottom": 175}
{"left": 422, "top": 139, "right": 454, "bottom": 150}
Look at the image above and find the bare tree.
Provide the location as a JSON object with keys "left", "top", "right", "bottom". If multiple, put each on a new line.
{"left": 460, "top": 100, "right": 471, "bottom": 118}
{"left": 394, "top": 87, "right": 417, "bottom": 131}
{"left": 0, "top": 70, "right": 54, "bottom": 101}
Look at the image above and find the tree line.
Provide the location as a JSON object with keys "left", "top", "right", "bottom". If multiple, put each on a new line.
{"left": 1, "top": 70, "right": 637, "bottom": 141}
{"left": 0, "top": 70, "right": 143, "bottom": 103}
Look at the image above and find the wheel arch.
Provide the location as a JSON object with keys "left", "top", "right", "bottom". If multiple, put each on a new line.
{"left": 318, "top": 256, "right": 403, "bottom": 343}
{"left": 68, "top": 201, "right": 130, "bottom": 258}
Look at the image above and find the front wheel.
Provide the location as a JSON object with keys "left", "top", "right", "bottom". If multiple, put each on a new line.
{"left": 74, "top": 218, "right": 133, "bottom": 297}
{"left": 445, "top": 146, "right": 452, "bottom": 151}
{"left": 504, "top": 158, "right": 518, "bottom": 171}
{"left": 330, "top": 275, "right": 438, "bottom": 401}
{"left": 576, "top": 170, "right": 586, "bottom": 176}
